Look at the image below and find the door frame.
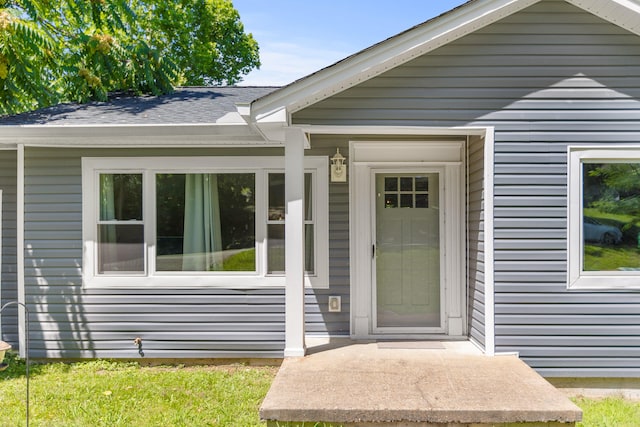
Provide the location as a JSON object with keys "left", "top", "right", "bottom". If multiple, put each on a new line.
{"left": 371, "top": 168, "right": 447, "bottom": 334}
{"left": 349, "top": 140, "right": 466, "bottom": 339}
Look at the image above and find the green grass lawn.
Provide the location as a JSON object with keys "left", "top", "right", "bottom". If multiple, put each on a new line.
{"left": 0, "top": 354, "right": 277, "bottom": 427}
{"left": 574, "top": 396, "right": 640, "bottom": 427}
{"left": 584, "top": 244, "right": 640, "bottom": 271}
{"left": 1, "top": 353, "right": 640, "bottom": 427}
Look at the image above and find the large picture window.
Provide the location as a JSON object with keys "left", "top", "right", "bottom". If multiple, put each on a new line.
{"left": 83, "top": 157, "right": 328, "bottom": 288}
{"left": 568, "top": 147, "right": 640, "bottom": 289}
{"left": 155, "top": 173, "right": 256, "bottom": 272}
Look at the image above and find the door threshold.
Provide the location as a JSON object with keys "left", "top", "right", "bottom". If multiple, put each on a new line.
{"left": 355, "top": 334, "right": 468, "bottom": 341}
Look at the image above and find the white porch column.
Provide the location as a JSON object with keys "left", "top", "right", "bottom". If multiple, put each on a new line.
{"left": 284, "top": 128, "right": 306, "bottom": 357}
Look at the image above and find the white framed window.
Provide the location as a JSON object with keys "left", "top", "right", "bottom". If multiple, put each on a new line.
{"left": 568, "top": 146, "right": 640, "bottom": 289}
{"left": 82, "top": 156, "right": 329, "bottom": 288}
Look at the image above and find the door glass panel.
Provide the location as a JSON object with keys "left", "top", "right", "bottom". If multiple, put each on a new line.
{"left": 375, "top": 173, "right": 441, "bottom": 328}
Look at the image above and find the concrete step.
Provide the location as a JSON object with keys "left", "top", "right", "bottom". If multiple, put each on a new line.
{"left": 260, "top": 342, "right": 582, "bottom": 426}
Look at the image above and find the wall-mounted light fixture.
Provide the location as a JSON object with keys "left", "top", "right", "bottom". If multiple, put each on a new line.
{"left": 330, "top": 148, "right": 347, "bottom": 182}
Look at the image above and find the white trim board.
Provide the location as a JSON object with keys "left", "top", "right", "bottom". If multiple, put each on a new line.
{"left": 483, "top": 128, "right": 496, "bottom": 356}
{"left": 567, "top": 146, "right": 640, "bottom": 290}
{"left": 16, "top": 145, "right": 25, "bottom": 357}
{"left": 81, "top": 155, "right": 329, "bottom": 289}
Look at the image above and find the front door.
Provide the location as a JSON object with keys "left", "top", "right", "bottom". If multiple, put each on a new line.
{"left": 349, "top": 140, "right": 465, "bottom": 339}
{"left": 373, "top": 172, "right": 443, "bottom": 333}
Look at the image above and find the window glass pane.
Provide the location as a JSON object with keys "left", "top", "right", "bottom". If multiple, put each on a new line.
{"left": 400, "top": 177, "right": 413, "bottom": 192}
{"left": 156, "top": 173, "right": 255, "bottom": 272}
{"left": 268, "top": 172, "right": 314, "bottom": 275}
{"left": 305, "top": 224, "right": 314, "bottom": 273}
{"left": 384, "top": 177, "right": 397, "bottom": 191}
{"left": 98, "top": 224, "right": 144, "bottom": 273}
{"left": 305, "top": 173, "right": 313, "bottom": 221}
{"left": 583, "top": 162, "right": 640, "bottom": 271}
{"left": 267, "top": 225, "right": 315, "bottom": 274}
{"left": 267, "top": 224, "right": 285, "bottom": 273}
{"left": 415, "top": 194, "right": 429, "bottom": 208}
{"left": 415, "top": 176, "right": 429, "bottom": 192}
{"left": 268, "top": 173, "right": 285, "bottom": 221}
{"left": 385, "top": 193, "right": 398, "bottom": 208}
{"left": 400, "top": 194, "right": 413, "bottom": 208}
{"left": 100, "top": 174, "right": 142, "bottom": 221}
{"left": 269, "top": 172, "right": 313, "bottom": 221}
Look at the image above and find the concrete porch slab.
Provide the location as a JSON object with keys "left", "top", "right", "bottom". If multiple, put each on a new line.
{"left": 260, "top": 341, "right": 582, "bottom": 426}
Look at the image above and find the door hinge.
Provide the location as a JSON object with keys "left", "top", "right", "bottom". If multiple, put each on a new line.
{"left": 372, "top": 244, "right": 376, "bottom": 258}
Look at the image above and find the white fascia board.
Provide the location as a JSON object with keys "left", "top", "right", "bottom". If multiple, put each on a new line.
{"left": 251, "top": 0, "right": 539, "bottom": 118}
{"left": 0, "top": 123, "right": 277, "bottom": 147}
{"left": 567, "top": 0, "right": 640, "bottom": 36}
{"left": 236, "top": 103, "right": 252, "bottom": 122}
{"left": 248, "top": 106, "right": 293, "bottom": 145}
{"left": 293, "top": 124, "right": 489, "bottom": 136}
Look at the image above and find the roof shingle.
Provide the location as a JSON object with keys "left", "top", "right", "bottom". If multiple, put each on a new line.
{"left": 0, "top": 86, "right": 279, "bottom": 126}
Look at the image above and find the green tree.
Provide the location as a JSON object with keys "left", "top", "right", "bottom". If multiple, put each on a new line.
{"left": 585, "top": 163, "right": 640, "bottom": 217}
{"left": 0, "top": 0, "right": 260, "bottom": 115}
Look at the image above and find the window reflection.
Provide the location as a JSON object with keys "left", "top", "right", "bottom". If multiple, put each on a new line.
{"left": 583, "top": 162, "right": 640, "bottom": 271}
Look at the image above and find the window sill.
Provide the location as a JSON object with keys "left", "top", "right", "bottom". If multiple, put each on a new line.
{"left": 83, "top": 274, "right": 328, "bottom": 289}
{"left": 568, "top": 274, "right": 640, "bottom": 290}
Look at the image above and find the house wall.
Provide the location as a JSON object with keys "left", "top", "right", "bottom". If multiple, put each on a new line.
{"left": 467, "top": 136, "right": 486, "bottom": 349}
{"left": 0, "top": 150, "right": 17, "bottom": 345}
{"left": 293, "top": 0, "right": 640, "bottom": 376}
{"left": 22, "top": 146, "right": 345, "bottom": 358}
{"left": 305, "top": 136, "right": 350, "bottom": 336}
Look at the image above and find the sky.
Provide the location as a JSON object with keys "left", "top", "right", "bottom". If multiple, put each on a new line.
{"left": 233, "top": 1, "right": 469, "bottom": 86}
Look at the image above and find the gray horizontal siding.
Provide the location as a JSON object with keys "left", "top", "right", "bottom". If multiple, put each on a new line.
{"left": 467, "top": 136, "right": 486, "bottom": 349}
{"left": 22, "top": 145, "right": 350, "bottom": 358}
{"left": 0, "top": 150, "right": 17, "bottom": 344}
{"left": 293, "top": 0, "right": 640, "bottom": 376}
{"left": 305, "top": 137, "right": 351, "bottom": 336}
{"left": 23, "top": 147, "right": 292, "bottom": 359}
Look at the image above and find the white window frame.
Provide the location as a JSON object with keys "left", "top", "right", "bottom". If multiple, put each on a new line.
{"left": 82, "top": 156, "right": 329, "bottom": 289}
{"left": 568, "top": 146, "right": 640, "bottom": 289}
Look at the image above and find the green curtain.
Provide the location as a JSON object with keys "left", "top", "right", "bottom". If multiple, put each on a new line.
{"left": 98, "top": 174, "right": 117, "bottom": 272}
{"left": 182, "top": 174, "right": 222, "bottom": 271}
{"left": 100, "top": 174, "right": 115, "bottom": 221}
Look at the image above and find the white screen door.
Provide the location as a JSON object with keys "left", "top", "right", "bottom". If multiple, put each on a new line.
{"left": 374, "top": 172, "right": 443, "bottom": 331}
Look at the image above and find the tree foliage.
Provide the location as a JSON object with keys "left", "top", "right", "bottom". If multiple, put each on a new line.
{"left": 585, "top": 163, "right": 640, "bottom": 217}
{"left": 0, "top": 0, "right": 260, "bottom": 115}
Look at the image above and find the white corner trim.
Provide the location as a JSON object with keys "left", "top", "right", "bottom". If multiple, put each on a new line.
{"left": 483, "top": 128, "right": 496, "bottom": 356}
{"left": 16, "top": 145, "right": 25, "bottom": 357}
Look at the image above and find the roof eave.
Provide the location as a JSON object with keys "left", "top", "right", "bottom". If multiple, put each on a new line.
{"left": 567, "top": 0, "right": 640, "bottom": 36}
{"left": 0, "top": 123, "right": 276, "bottom": 147}
{"left": 251, "top": 0, "right": 640, "bottom": 121}
{"left": 250, "top": 0, "right": 540, "bottom": 120}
